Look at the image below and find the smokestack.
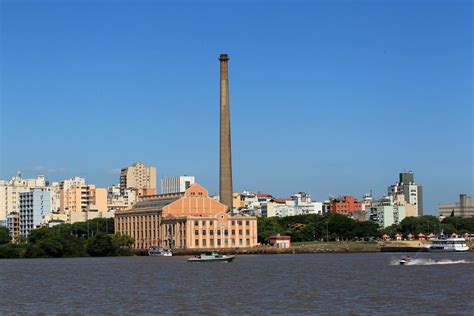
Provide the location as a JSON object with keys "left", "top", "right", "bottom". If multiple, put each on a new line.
{"left": 219, "top": 53, "right": 233, "bottom": 211}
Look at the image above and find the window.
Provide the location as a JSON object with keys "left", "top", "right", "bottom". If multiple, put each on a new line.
{"left": 202, "top": 221, "right": 206, "bottom": 226}
{"left": 246, "top": 229, "right": 250, "bottom": 235}
{"left": 246, "top": 220, "right": 249, "bottom": 226}
{"left": 232, "top": 239, "right": 235, "bottom": 246}
{"left": 232, "top": 230, "right": 235, "bottom": 235}
{"left": 224, "top": 229, "right": 228, "bottom": 236}
{"left": 210, "top": 239, "right": 214, "bottom": 246}
{"left": 231, "top": 221, "right": 235, "bottom": 226}
{"left": 225, "top": 239, "right": 229, "bottom": 246}
{"left": 202, "top": 239, "right": 206, "bottom": 246}
{"left": 217, "top": 230, "right": 221, "bottom": 236}
{"left": 195, "top": 239, "right": 199, "bottom": 246}
{"left": 210, "top": 230, "right": 214, "bottom": 236}
{"left": 239, "top": 239, "right": 242, "bottom": 246}
{"left": 194, "top": 221, "right": 198, "bottom": 226}
{"left": 246, "top": 239, "right": 250, "bottom": 246}
{"left": 238, "top": 221, "right": 242, "bottom": 226}
{"left": 217, "top": 239, "right": 221, "bottom": 246}
{"left": 239, "top": 230, "right": 242, "bottom": 235}
{"left": 202, "top": 230, "right": 206, "bottom": 235}
{"left": 195, "top": 230, "right": 199, "bottom": 236}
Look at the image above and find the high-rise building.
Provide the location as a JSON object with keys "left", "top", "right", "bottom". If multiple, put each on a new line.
{"left": 19, "top": 188, "right": 52, "bottom": 237}
{"left": 60, "top": 184, "right": 107, "bottom": 213}
{"left": 439, "top": 194, "right": 474, "bottom": 218}
{"left": 120, "top": 162, "right": 157, "bottom": 194}
{"left": 365, "top": 196, "right": 406, "bottom": 228}
{"left": 388, "top": 171, "right": 423, "bottom": 216}
{"left": 0, "top": 173, "right": 47, "bottom": 222}
{"left": 161, "top": 176, "right": 195, "bottom": 194}
{"left": 329, "top": 196, "right": 362, "bottom": 215}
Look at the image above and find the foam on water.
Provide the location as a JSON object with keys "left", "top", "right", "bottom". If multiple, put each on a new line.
{"left": 391, "top": 258, "right": 470, "bottom": 266}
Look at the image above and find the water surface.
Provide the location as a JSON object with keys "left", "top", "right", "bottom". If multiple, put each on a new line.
{"left": 1, "top": 252, "right": 473, "bottom": 314}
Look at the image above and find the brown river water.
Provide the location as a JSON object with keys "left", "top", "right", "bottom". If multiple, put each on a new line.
{"left": 1, "top": 252, "right": 473, "bottom": 314}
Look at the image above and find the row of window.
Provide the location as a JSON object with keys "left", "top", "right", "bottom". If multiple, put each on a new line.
{"left": 195, "top": 229, "right": 250, "bottom": 236}
{"left": 195, "top": 238, "right": 251, "bottom": 247}
{"left": 194, "top": 220, "right": 250, "bottom": 226}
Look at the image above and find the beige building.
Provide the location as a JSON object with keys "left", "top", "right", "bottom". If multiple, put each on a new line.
{"left": 115, "top": 184, "right": 258, "bottom": 250}
{"left": 60, "top": 184, "right": 107, "bottom": 213}
{"left": 120, "top": 162, "right": 156, "bottom": 194}
{"left": 0, "top": 173, "right": 47, "bottom": 221}
{"left": 439, "top": 194, "right": 474, "bottom": 218}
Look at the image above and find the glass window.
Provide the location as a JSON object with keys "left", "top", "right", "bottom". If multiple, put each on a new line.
{"left": 217, "top": 230, "right": 221, "bottom": 236}
{"left": 194, "top": 221, "right": 198, "bottom": 226}
{"left": 231, "top": 221, "right": 235, "bottom": 226}
{"left": 195, "top": 230, "right": 198, "bottom": 236}
{"left": 210, "top": 230, "right": 214, "bottom": 236}
{"left": 232, "top": 230, "right": 235, "bottom": 235}
{"left": 239, "top": 230, "right": 242, "bottom": 235}
{"left": 202, "top": 239, "right": 206, "bottom": 246}
{"left": 246, "top": 229, "right": 250, "bottom": 235}
{"left": 202, "top": 230, "right": 206, "bottom": 235}
{"left": 217, "top": 239, "right": 221, "bottom": 246}
{"left": 224, "top": 229, "right": 228, "bottom": 236}
{"left": 232, "top": 239, "right": 235, "bottom": 246}
{"left": 238, "top": 221, "right": 242, "bottom": 226}
{"left": 239, "top": 239, "right": 242, "bottom": 246}
{"left": 210, "top": 239, "right": 214, "bottom": 246}
{"left": 246, "top": 239, "right": 250, "bottom": 246}
{"left": 195, "top": 239, "right": 198, "bottom": 246}
{"left": 246, "top": 220, "right": 250, "bottom": 226}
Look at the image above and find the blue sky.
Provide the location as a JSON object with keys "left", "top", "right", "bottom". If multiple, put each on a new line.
{"left": 0, "top": 0, "right": 472, "bottom": 214}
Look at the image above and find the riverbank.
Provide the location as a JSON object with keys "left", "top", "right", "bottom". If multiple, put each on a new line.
{"left": 138, "top": 241, "right": 462, "bottom": 256}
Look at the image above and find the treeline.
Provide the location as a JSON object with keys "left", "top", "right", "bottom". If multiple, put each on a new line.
{"left": 0, "top": 218, "right": 134, "bottom": 259}
{"left": 258, "top": 213, "right": 380, "bottom": 243}
{"left": 381, "top": 216, "right": 474, "bottom": 236}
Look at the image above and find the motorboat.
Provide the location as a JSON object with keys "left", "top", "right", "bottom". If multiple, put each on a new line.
{"left": 148, "top": 246, "right": 173, "bottom": 257}
{"left": 399, "top": 256, "right": 412, "bottom": 265}
{"left": 187, "top": 251, "right": 236, "bottom": 263}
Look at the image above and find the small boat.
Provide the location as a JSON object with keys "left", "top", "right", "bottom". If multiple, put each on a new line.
{"left": 148, "top": 246, "right": 173, "bottom": 257}
{"left": 428, "top": 234, "right": 469, "bottom": 252}
{"left": 187, "top": 251, "right": 236, "bottom": 263}
{"left": 399, "top": 256, "right": 412, "bottom": 265}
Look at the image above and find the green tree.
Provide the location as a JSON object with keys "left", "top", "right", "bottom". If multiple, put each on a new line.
{"left": 86, "top": 232, "right": 115, "bottom": 256}
{"left": 0, "top": 243, "right": 21, "bottom": 258}
{"left": 0, "top": 227, "right": 10, "bottom": 244}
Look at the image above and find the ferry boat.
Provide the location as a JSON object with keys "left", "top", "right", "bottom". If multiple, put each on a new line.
{"left": 187, "top": 251, "right": 236, "bottom": 263}
{"left": 148, "top": 246, "right": 173, "bottom": 257}
{"left": 428, "top": 237, "right": 469, "bottom": 252}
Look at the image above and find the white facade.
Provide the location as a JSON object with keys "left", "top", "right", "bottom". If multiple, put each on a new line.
{"left": 262, "top": 193, "right": 324, "bottom": 217}
{"left": 60, "top": 176, "right": 86, "bottom": 190}
{"left": 161, "top": 176, "right": 195, "bottom": 194}
{"left": 0, "top": 174, "right": 47, "bottom": 221}
{"left": 107, "top": 185, "right": 137, "bottom": 211}
{"left": 19, "top": 188, "right": 52, "bottom": 237}
{"left": 365, "top": 196, "right": 406, "bottom": 228}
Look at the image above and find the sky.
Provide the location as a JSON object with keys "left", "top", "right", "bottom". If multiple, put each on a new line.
{"left": 0, "top": 0, "right": 472, "bottom": 215}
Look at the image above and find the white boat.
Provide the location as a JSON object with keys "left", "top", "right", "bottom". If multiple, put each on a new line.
{"left": 187, "top": 251, "right": 236, "bottom": 263}
{"left": 428, "top": 237, "right": 469, "bottom": 252}
{"left": 399, "top": 256, "right": 412, "bottom": 265}
{"left": 148, "top": 246, "right": 173, "bottom": 256}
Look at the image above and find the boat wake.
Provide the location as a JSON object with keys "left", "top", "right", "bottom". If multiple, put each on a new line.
{"left": 391, "top": 258, "right": 470, "bottom": 266}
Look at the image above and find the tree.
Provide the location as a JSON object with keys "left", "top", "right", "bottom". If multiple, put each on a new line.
{"left": 86, "top": 232, "right": 115, "bottom": 256}
{"left": 0, "top": 227, "right": 10, "bottom": 244}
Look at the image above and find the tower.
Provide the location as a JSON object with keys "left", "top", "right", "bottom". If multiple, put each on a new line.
{"left": 219, "top": 54, "right": 233, "bottom": 210}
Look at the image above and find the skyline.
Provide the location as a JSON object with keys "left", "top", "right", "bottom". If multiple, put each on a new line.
{"left": 1, "top": 0, "right": 472, "bottom": 214}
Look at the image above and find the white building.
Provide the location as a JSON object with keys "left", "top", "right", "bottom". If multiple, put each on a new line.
{"left": 262, "top": 192, "right": 323, "bottom": 217}
{"left": 60, "top": 176, "right": 86, "bottom": 190}
{"left": 19, "top": 188, "right": 52, "bottom": 237}
{"left": 365, "top": 196, "right": 406, "bottom": 228}
{"left": 0, "top": 173, "right": 47, "bottom": 222}
{"left": 161, "top": 176, "right": 195, "bottom": 194}
{"left": 388, "top": 171, "right": 423, "bottom": 216}
{"left": 107, "top": 184, "right": 137, "bottom": 212}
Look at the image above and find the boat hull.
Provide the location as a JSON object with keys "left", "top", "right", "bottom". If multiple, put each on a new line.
{"left": 188, "top": 256, "right": 236, "bottom": 263}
